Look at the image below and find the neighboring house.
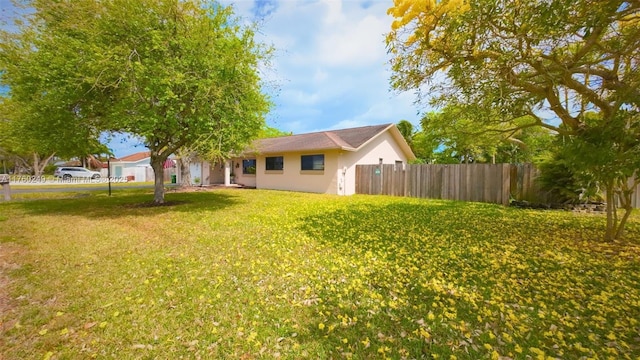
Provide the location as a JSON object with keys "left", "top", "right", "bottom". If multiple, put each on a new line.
{"left": 217, "top": 123, "right": 415, "bottom": 195}
{"left": 111, "top": 150, "right": 204, "bottom": 184}
{"left": 109, "top": 151, "right": 154, "bottom": 182}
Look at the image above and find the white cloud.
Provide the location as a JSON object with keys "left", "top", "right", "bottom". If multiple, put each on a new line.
{"left": 282, "top": 88, "right": 321, "bottom": 105}
{"left": 219, "top": 0, "right": 423, "bottom": 136}
{"left": 331, "top": 90, "right": 421, "bottom": 130}
{"left": 317, "top": 14, "right": 389, "bottom": 67}
{"left": 312, "top": 68, "right": 328, "bottom": 83}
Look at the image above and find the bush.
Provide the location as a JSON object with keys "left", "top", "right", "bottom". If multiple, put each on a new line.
{"left": 536, "top": 150, "right": 601, "bottom": 204}
{"left": 43, "top": 163, "right": 58, "bottom": 175}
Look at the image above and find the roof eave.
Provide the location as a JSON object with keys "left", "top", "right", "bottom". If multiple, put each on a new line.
{"left": 243, "top": 145, "right": 356, "bottom": 156}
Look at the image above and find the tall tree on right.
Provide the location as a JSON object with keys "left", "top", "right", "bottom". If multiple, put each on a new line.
{"left": 386, "top": 0, "right": 640, "bottom": 240}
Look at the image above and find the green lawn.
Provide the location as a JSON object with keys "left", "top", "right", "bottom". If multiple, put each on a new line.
{"left": 1, "top": 189, "right": 639, "bottom": 359}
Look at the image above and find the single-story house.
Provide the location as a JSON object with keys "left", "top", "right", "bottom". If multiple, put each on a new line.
{"left": 108, "top": 151, "right": 155, "bottom": 182}
{"left": 213, "top": 123, "right": 415, "bottom": 195}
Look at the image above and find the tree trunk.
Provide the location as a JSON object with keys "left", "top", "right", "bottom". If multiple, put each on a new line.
{"left": 603, "top": 177, "right": 638, "bottom": 241}
{"left": 33, "top": 153, "right": 41, "bottom": 176}
{"left": 176, "top": 148, "right": 196, "bottom": 187}
{"left": 32, "top": 152, "right": 55, "bottom": 176}
{"left": 604, "top": 182, "right": 617, "bottom": 242}
{"left": 615, "top": 205, "right": 633, "bottom": 240}
{"left": 150, "top": 154, "right": 166, "bottom": 204}
{"left": 614, "top": 179, "right": 636, "bottom": 240}
{"left": 179, "top": 157, "right": 192, "bottom": 187}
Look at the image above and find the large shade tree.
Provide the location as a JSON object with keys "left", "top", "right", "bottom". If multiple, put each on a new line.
{"left": 386, "top": 0, "right": 640, "bottom": 240}
{"left": 1, "top": 2, "right": 109, "bottom": 176}
{"left": 1, "top": 0, "right": 271, "bottom": 203}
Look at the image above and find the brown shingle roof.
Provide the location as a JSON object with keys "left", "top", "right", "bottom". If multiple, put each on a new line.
{"left": 117, "top": 151, "right": 151, "bottom": 162}
{"left": 250, "top": 124, "right": 392, "bottom": 154}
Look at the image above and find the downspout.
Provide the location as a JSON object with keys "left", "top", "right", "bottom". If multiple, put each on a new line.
{"left": 341, "top": 166, "right": 347, "bottom": 195}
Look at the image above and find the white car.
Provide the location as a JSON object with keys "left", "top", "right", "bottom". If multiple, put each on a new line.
{"left": 54, "top": 167, "right": 101, "bottom": 180}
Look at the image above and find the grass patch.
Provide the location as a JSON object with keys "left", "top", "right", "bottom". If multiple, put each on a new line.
{"left": 0, "top": 189, "right": 639, "bottom": 359}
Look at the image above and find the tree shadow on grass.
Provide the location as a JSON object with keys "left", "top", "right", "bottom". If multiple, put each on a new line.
{"left": 4, "top": 189, "right": 243, "bottom": 219}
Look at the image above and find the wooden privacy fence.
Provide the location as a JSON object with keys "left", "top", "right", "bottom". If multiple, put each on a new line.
{"left": 355, "top": 163, "right": 546, "bottom": 206}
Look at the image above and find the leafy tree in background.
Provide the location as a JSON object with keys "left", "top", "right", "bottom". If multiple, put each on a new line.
{"left": 417, "top": 104, "right": 555, "bottom": 164}
{"left": 0, "top": 98, "right": 58, "bottom": 175}
{"left": 396, "top": 119, "right": 414, "bottom": 147}
{"left": 410, "top": 131, "right": 440, "bottom": 163}
{"left": 396, "top": 119, "right": 435, "bottom": 163}
{"left": 0, "top": 95, "right": 107, "bottom": 175}
{"left": 1, "top": 0, "right": 271, "bottom": 203}
{"left": 420, "top": 105, "right": 501, "bottom": 164}
{"left": 492, "top": 126, "right": 555, "bottom": 164}
{"left": 387, "top": 0, "right": 640, "bottom": 240}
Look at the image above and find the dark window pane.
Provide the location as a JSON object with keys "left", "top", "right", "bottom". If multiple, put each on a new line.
{"left": 242, "top": 159, "right": 256, "bottom": 174}
{"left": 265, "top": 156, "right": 283, "bottom": 171}
{"left": 301, "top": 154, "right": 324, "bottom": 171}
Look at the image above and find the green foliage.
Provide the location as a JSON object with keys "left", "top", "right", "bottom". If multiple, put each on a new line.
{"left": 1, "top": 0, "right": 271, "bottom": 203}
{"left": 410, "top": 131, "right": 440, "bottom": 163}
{"left": 421, "top": 105, "right": 500, "bottom": 163}
{"left": 0, "top": 1, "right": 108, "bottom": 167}
{"left": 396, "top": 119, "right": 414, "bottom": 146}
{"left": 0, "top": 190, "right": 639, "bottom": 358}
{"left": 494, "top": 126, "right": 556, "bottom": 164}
{"left": 536, "top": 145, "right": 601, "bottom": 204}
{"left": 564, "top": 112, "right": 640, "bottom": 184}
{"left": 396, "top": 119, "right": 435, "bottom": 163}
{"left": 416, "top": 105, "right": 555, "bottom": 164}
{"left": 42, "top": 163, "right": 57, "bottom": 175}
{"left": 257, "top": 125, "right": 291, "bottom": 139}
{"left": 386, "top": 0, "right": 640, "bottom": 239}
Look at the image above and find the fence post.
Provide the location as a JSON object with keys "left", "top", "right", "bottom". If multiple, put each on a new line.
{"left": 378, "top": 158, "right": 383, "bottom": 195}
{"left": 0, "top": 174, "right": 10, "bottom": 201}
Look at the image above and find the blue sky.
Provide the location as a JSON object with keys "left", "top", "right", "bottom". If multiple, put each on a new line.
{"left": 227, "top": 0, "right": 421, "bottom": 133}
{"left": 1, "top": 0, "right": 424, "bottom": 158}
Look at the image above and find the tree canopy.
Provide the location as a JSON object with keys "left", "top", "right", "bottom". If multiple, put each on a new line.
{"left": 418, "top": 106, "right": 555, "bottom": 164}
{"left": 1, "top": 0, "right": 271, "bottom": 202}
{"left": 386, "top": 0, "right": 640, "bottom": 240}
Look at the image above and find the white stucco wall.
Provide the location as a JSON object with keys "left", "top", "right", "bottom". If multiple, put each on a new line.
{"left": 255, "top": 150, "right": 340, "bottom": 194}
{"left": 232, "top": 159, "right": 257, "bottom": 187}
{"left": 339, "top": 130, "right": 410, "bottom": 195}
{"left": 110, "top": 159, "right": 152, "bottom": 182}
